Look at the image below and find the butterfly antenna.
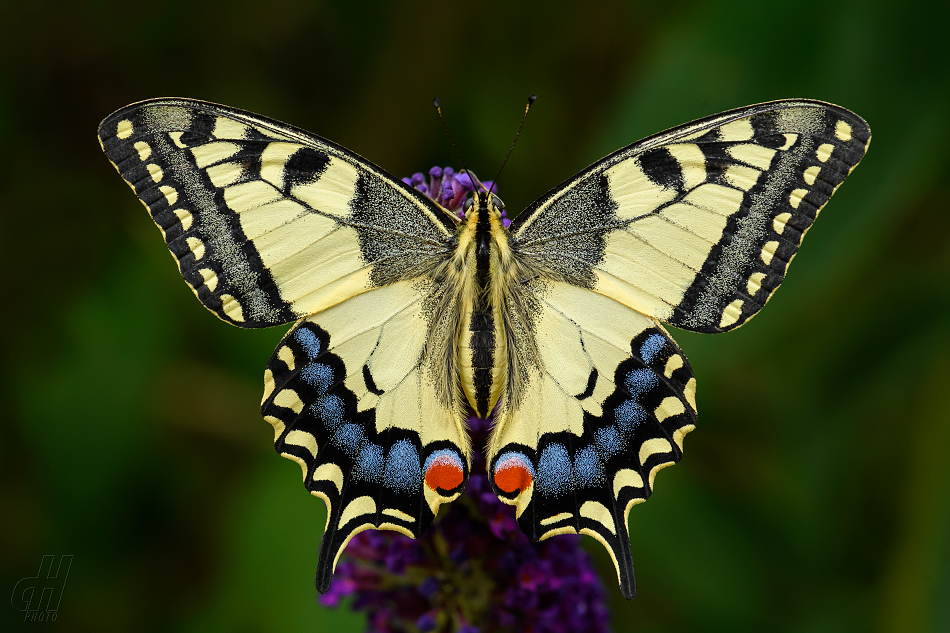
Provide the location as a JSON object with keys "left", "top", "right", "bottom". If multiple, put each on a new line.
{"left": 433, "top": 97, "right": 469, "bottom": 176}
{"left": 490, "top": 93, "right": 537, "bottom": 194}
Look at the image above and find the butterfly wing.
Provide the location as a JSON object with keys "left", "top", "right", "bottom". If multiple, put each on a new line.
{"left": 261, "top": 279, "right": 469, "bottom": 593}
{"left": 491, "top": 100, "right": 870, "bottom": 598}
{"left": 98, "top": 99, "right": 469, "bottom": 592}
{"left": 489, "top": 281, "right": 696, "bottom": 599}
{"left": 509, "top": 99, "right": 871, "bottom": 332}
{"left": 98, "top": 98, "right": 457, "bottom": 328}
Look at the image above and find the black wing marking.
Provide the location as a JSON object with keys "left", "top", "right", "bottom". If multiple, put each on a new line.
{"left": 510, "top": 99, "right": 870, "bottom": 333}
{"left": 99, "top": 98, "right": 456, "bottom": 328}
{"left": 260, "top": 279, "right": 469, "bottom": 593}
{"left": 487, "top": 282, "right": 696, "bottom": 599}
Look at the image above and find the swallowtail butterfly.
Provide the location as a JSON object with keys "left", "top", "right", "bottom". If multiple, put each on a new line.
{"left": 99, "top": 98, "right": 869, "bottom": 598}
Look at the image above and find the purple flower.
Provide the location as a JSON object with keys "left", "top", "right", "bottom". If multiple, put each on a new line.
{"left": 417, "top": 612, "right": 438, "bottom": 632}
{"left": 403, "top": 166, "right": 505, "bottom": 226}
{"left": 322, "top": 390, "right": 612, "bottom": 631}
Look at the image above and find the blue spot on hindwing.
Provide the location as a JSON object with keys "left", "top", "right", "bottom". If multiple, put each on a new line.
{"left": 594, "top": 425, "right": 624, "bottom": 459}
{"left": 625, "top": 368, "right": 658, "bottom": 397}
{"left": 311, "top": 394, "right": 344, "bottom": 431}
{"left": 333, "top": 423, "right": 364, "bottom": 458}
{"left": 354, "top": 443, "right": 384, "bottom": 483}
{"left": 295, "top": 327, "right": 322, "bottom": 359}
{"left": 300, "top": 363, "right": 334, "bottom": 393}
{"left": 639, "top": 333, "right": 666, "bottom": 364}
{"left": 536, "top": 443, "right": 573, "bottom": 496}
{"left": 615, "top": 400, "right": 647, "bottom": 432}
{"left": 573, "top": 446, "right": 604, "bottom": 487}
{"left": 384, "top": 440, "right": 421, "bottom": 492}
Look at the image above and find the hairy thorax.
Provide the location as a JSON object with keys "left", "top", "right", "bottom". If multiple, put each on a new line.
{"left": 456, "top": 195, "right": 515, "bottom": 419}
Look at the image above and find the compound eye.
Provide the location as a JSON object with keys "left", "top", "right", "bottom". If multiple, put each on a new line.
{"left": 490, "top": 194, "right": 504, "bottom": 209}
{"left": 462, "top": 197, "right": 474, "bottom": 213}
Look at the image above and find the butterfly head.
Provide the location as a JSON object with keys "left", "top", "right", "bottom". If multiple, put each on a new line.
{"left": 463, "top": 189, "right": 506, "bottom": 220}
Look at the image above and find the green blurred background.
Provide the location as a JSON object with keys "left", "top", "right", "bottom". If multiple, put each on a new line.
{"left": 2, "top": 0, "right": 948, "bottom": 631}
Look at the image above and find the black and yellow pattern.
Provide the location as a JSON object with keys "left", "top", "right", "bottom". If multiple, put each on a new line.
{"left": 262, "top": 304, "right": 468, "bottom": 592}
{"left": 511, "top": 100, "right": 871, "bottom": 332}
{"left": 488, "top": 307, "right": 696, "bottom": 598}
{"left": 99, "top": 98, "right": 869, "bottom": 600}
{"left": 98, "top": 99, "right": 457, "bottom": 328}
{"left": 99, "top": 99, "right": 471, "bottom": 592}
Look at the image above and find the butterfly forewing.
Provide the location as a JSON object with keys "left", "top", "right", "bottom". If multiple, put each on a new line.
{"left": 98, "top": 98, "right": 456, "bottom": 328}
{"left": 509, "top": 99, "right": 871, "bottom": 333}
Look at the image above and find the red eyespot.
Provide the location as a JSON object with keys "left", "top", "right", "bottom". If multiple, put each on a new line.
{"left": 493, "top": 454, "right": 534, "bottom": 495}
{"left": 424, "top": 451, "right": 464, "bottom": 492}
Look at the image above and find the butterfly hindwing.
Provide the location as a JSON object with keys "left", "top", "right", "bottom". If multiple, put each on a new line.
{"left": 509, "top": 99, "right": 871, "bottom": 333}
{"left": 261, "top": 279, "right": 469, "bottom": 592}
{"left": 488, "top": 281, "right": 696, "bottom": 599}
{"left": 98, "top": 98, "right": 456, "bottom": 328}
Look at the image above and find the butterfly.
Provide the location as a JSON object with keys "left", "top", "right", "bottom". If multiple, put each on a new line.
{"left": 98, "top": 98, "right": 869, "bottom": 599}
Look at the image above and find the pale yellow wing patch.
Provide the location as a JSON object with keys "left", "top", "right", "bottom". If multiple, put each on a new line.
{"left": 488, "top": 281, "right": 697, "bottom": 599}
{"left": 99, "top": 98, "right": 456, "bottom": 328}
{"left": 510, "top": 100, "right": 871, "bottom": 334}
{"left": 261, "top": 279, "right": 469, "bottom": 593}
